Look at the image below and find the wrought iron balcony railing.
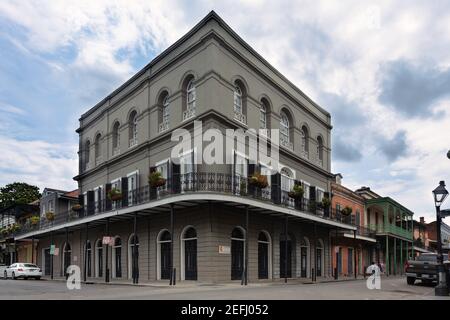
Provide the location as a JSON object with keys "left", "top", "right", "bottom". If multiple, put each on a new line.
{"left": 13, "top": 172, "right": 356, "bottom": 238}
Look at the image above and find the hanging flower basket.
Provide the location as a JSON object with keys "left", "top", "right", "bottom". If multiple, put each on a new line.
{"left": 288, "top": 184, "right": 304, "bottom": 200}
{"left": 72, "top": 204, "right": 83, "bottom": 212}
{"left": 341, "top": 206, "right": 353, "bottom": 216}
{"left": 321, "top": 197, "right": 331, "bottom": 209}
{"left": 29, "top": 216, "right": 40, "bottom": 226}
{"left": 148, "top": 171, "right": 166, "bottom": 188}
{"left": 108, "top": 188, "right": 123, "bottom": 201}
{"left": 45, "top": 211, "right": 55, "bottom": 221}
{"left": 248, "top": 172, "right": 269, "bottom": 189}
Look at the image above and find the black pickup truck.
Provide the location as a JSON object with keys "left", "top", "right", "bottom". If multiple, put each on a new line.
{"left": 405, "top": 253, "right": 450, "bottom": 285}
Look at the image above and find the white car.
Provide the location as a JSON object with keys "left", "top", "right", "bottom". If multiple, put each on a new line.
{"left": 3, "top": 263, "right": 42, "bottom": 280}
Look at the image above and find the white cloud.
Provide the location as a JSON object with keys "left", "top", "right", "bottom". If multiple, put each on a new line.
{"left": 0, "top": 136, "right": 78, "bottom": 192}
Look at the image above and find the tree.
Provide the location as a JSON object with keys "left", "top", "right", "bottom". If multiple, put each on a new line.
{"left": 0, "top": 182, "right": 41, "bottom": 209}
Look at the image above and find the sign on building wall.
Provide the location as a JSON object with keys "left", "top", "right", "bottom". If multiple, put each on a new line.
{"left": 218, "top": 245, "right": 230, "bottom": 254}
{"left": 53, "top": 248, "right": 59, "bottom": 256}
{"left": 103, "top": 236, "right": 113, "bottom": 246}
{"left": 50, "top": 245, "right": 56, "bottom": 255}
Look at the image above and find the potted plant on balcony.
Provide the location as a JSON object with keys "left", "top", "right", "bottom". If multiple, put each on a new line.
{"left": 1, "top": 227, "right": 8, "bottom": 237}
{"left": 248, "top": 172, "right": 269, "bottom": 189}
{"left": 148, "top": 171, "right": 166, "bottom": 188}
{"left": 29, "top": 216, "right": 40, "bottom": 227}
{"left": 288, "top": 184, "right": 304, "bottom": 200}
{"left": 107, "top": 188, "right": 122, "bottom": 201}
{"left": 45, "top": 211, "right": 55, "bottom": 221}
{"left": 72, "top": 204, "right": 83, "bottom": 212}
{"left": 10, "top": 223, "right": 21, "bottom": 233}
{"left": 240, "top": 180, "right": 247, "bottom": 196}
{"left": 341, "top": 206, "right": 353, "bottom": 216}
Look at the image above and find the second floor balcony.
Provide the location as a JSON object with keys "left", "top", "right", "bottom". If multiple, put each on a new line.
{"left": 367, "top": 223, "right": 413, "bottom": 240}
{"left": 14, "top": 171, "right": 356, "bottom": 239}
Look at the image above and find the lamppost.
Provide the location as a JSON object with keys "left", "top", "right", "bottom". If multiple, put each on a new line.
{"left": 432, "top": 181, "right": 449, "bottom": 296}
{"left": 447, "top": 149, "right": 450, "bottom": 159}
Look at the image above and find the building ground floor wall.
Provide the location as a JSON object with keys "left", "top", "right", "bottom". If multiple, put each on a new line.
{"left": 331, "top": 238, "right": 373, "bottom": 278}
{"left": 33, "top": 203, "right": 336, "bottom": 283}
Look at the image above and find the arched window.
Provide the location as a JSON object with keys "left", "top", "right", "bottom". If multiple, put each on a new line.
{"left": 231, "top": 227, "right": 245, "bottom": 280}
{"left": 129, "top": 111, "right": 137, "bottom": 147}
{"left": 85, "top": 240, "right": 92, "bottom": 278}
{"left": 260, "top": 102, "right": 267, "bottom": 129}
{"left": 316, "top": 239, "right": 324, "bottom": 277}
{"left": 301, "top": 126, "right": 309, "bottom": 158}
{"left": 300, "top": 237, "right": 310, "bottom": 278}
{"left": 317, "top": 136, "right": 323, "bottom": 164}
{"left": 128, "top": 234, "right": 139, "bottom": 280}
{"left": 163, "top": 96, "right": 170, "bottom": 124}
{"left": 157, "top": 230, "right": 172, "bottom": 280}
{"left": 63, "top": 242, "right": 71, "bottom": 277}
{"left": 280, "top": 167, "right": 295, "bottom": 200}
{"left": 181, "top": 227, "right": 197, "bottom": 280}
{"left": 95, "top": 239, "right": 103, "bottom": 278}
{"left": 258, "top": 231, "right": 271, "bottom": 279}
{"left": 280, "top": 110, "right": 293, "bottom": 150}
{"left": 233, "top": 86, "right": 242, "bottom": 114}
{"left": 158, "top": 92, "right": 170, "bottom": 132}
{"left": 187, "top": 79, "right": 196, "bottom": 111}
{"left": 94, "top": 134, "right": 101, "bottom": 163}
{"left": 85, "top": 140, "right": 91, "bottom": 168}
{"left": 112, "top": 237, "right": 122, "bottom": 278}
{"left": 112, "top": 122, "right": 120, "bottom": 154}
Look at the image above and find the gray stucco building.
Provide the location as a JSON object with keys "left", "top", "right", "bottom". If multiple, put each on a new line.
{"left": 14, "top": 11, "right": 358, "bottom": 284}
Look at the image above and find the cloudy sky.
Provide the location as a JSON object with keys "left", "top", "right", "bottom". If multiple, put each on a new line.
{"left": 1, "top": 0, "right": 450, "bottom": 222}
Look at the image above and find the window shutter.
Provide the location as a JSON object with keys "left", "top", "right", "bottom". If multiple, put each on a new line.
{"left": 105, "top": 183, "right": 112, "bottom": 211}
{"left": 232, "top": 151, "right": 237, "bottom": 193}
{"left": 149, "top": 166, "right": 157, "bottom": 200}
{"left": 271, "top": 172, "right": 281, "bottom": 204}
{"left": 78, "top": 194, "right": 84, "bottom": 215}
{"left": 294, "top": 180, "right": 302, "bottom": 210}
{"left": 309, "top": 186, "right": 316, "bottom": 214}
{"left": 172, "top": 160, "right": 181, "bottom": 194}
{"left": 97, "top": 187, "right": 102, "bottom": 212}
{"left": 121, "top": 178, "right": 128, "bottom": 207}
{"left": 87, "top": 190, "right": 95, "bottom": 215}
{"left": 248, "top": 163, "right": 255, "bottom": 195}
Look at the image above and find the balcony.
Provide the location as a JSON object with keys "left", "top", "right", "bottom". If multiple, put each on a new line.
{"left": 183, "top": 108, "right": 196, "bottom": 121}
{"left": 13, "top": 172, "right": 355, "bottom": 239}
{"left": 280, "top": 138, "right": 293, "bottom": 151}
{"left": 159, "top": 120, "right": 169, "bottom": 133}
{"left": 233, "top": 111, "right": 246, "bottom": 125}
{"left": 367, "top": 223, "right": 413, "bottom": 240}
{"left": 129, "top": 137, "right": 137, "bottom": 148}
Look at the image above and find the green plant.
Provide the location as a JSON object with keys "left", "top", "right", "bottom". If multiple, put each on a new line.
{"left": 1, "top": 228, "right": 8, "bottom": 236}
{"left": 72, "top": 204, "right": 83, "bottom": 212}
{"left": 341, "top": 206, "right": 353, "bottom": 216}
{"left": 288, "top": 184, "right": 304, "bottom": 199}
{"left": 148, "top": 171, "right": 166, "bottom": 188}
{"left": 29, "top": 216, "right": 40, "bottom": 226}
{"left": 9, "top": 223, "right": 21, "bottom": 233}
{"left": 240, "top": 180, "right": 247, "bottom": 196}
{"left": 321, "top": 197, "right": 331, "bottom": 208}
{"left": 107, "top": 188, "right": 122, "bottom": 201}
{"left": 248, "top": 172, "right": 269, "bottom": 189}
{"left": 45, "top": 211, "right": 55, "bottom": 221}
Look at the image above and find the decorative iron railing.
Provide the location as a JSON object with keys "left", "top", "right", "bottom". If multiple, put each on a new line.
{"left": 13, "top": 172, "right": 357, "bottom": 238}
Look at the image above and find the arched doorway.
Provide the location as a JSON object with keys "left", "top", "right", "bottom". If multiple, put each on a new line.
{"left": 112, "top": 237, "right": 122, "bottom": 278}
{"left": 316, "top": 239, "right": 324, "bottom": 277}
{"left": 181, "top": 226, "right": 197, "bottom": 280}
{"left": 128, "top": 234, "right": 139, "bottom": 279}
{"left": 85, "top": 241, "right": 92, "bottom": 278}
{"left": 231, "top": 227, "right": 245, "bottom": 280}
{"left": 258, "top": 231, "right": 271, "bottom": 279}
{"left": 280, "top": 233, "right": 293, "bottom": 278}
{"left": 157, "top": 230, "right": 171, "bottom": 280}
{"left": 300, "top": 237, "right": 310, "bottom": 278}
{"left": 95, "top": 239, "right": 103, "bottom": 278}
{"left": 63, "top": 242, "right": 71, "bottom": 277}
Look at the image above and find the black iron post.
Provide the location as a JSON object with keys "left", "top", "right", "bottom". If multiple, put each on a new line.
{"left": 84, "top": 222, "right": 88, "bottom": 282}
{"left": 31, "top": 236, "right": 34, "bottom": 265}
{"left": 50, "top": 230, "right": 54, "bottom": 280}
{"left": 313, "top": 222, "right": 317, "bottom": 282}
{"left": 245, "top": 206, "right": 249, "bottom": 286}
{"left": 133, "top": 211, "right": 138, "bottom": 284}
{"left": 284, "top": 215, "right": 288, "bottom": 283}
{"left": 170, "top": 203, "right": 174, "bottom": 286}
{"left": 105, "top": 218, "right": 110, "bottom": 283}
{"left": 335, "top": 227, "right": 338, "bottom": 280}
{"left": 65, "top": 227, "right": 69, "bottom": 278}
{"left": 354, "top": 229, "right": 357, "bottom": 279}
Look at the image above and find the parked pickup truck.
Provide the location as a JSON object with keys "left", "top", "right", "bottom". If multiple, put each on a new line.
{"left": 405, "top": 253, "right": 449, "bottom": 285}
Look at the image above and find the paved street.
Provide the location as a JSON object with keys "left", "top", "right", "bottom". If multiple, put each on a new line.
{"left": 0, "top": 276, "right": 449, "bottom": 300}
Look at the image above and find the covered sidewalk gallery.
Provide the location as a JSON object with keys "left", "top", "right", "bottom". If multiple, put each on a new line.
{"left": 15, "top": 193, "right": 356, "bottom": 284}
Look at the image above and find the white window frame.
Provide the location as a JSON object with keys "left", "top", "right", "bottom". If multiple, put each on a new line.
{"left": 187, "top": 79, "right": 196, "bottom": 111}
{"left": 110, "top": 179, "right": 121, "bottom": 209}
{"left": 233, "top": 86, "right": 243, "bottom": 114}
{"left": 93, "top": 185, "right": 103, "bottom": 213}
{"left": 127, "top": 170, "right": 139, "bottom": 206}
{"left": 155, "top": 158, "right": 170, "bottom": 196}
{"left": 260, "top": 104, "right": 267, "bottom": 129}
{"left": 302, "top": 181, "right": 310, "bottom": 200}
{"left": 179, "top": 148, "right": 197, "bottom": 192}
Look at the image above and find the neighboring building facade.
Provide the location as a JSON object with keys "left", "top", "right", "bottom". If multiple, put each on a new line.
{"left": 330, "top": 176, "right": 376, "bottom": 278}
{"left": 355, "top": 187, "right": 414, "bottom": 275}
{"left": 412, "top": 217, "right": 433, "bottom": 255}
{"left": 13, "top": 12, "right": 356, "bottom": 283}
{"left": 427, "top": 220, "right": 450, "bottom": 256}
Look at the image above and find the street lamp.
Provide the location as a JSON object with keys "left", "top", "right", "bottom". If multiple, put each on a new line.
{"left": 447, "top": 149, "right": 450, "bottom": 159}
{"left": 432, "top": 181, "right": 449, "bottom": 296}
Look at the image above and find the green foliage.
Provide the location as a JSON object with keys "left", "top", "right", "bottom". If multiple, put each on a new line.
{"left": 341, "top": 206, "right": 353, "bottom": 216}
{"left": 0, "top": 182, "right": 40, "bottom": 209}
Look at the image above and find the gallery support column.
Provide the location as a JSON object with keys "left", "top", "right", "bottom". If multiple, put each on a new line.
{"left": 385, "top": 235, "right": 389, "bottom": 276}
{"left": 284, "top": 215, "right": 288, "bottom": 284}
{"left": 105, "top": 218, "right": 110, "bottom": 283}
{"left": 50, "top": 230, "right": 54, "bottom": 280}
{"left": 133, "top": 212, "right": 138, "bottom": 284}
{"left": 170, "top": 204, "right": 175, "bottom": 286}
{"left": 244, "top": 206, "right": 249, "bottom": 286}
